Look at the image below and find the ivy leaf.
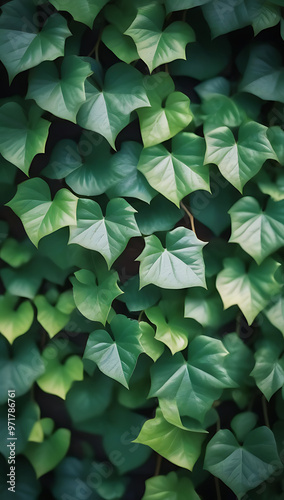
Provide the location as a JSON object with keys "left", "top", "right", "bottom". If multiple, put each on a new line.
{"left": 230, "top": 412, "right": 258, "bottom": 443}
{"left": 252, "top": 2, "right": 280, "bottom": 35}
{"left": 0, "top": 294, "right": 34, "bottom": 344}
{"left": 120, "top": 275, "right": 161, "bottom": 312}
{"left": 145, "top": 306, "right": 191, "bottom": 355}
{"left": 142, "top": 471, "right": 201, "bottom": 500}
{"left": 184, "top": 287, "right": 234, "bottom": 328}
{"left": 165, "top": 0, "right": 210, "bottom": 12}
{"left": 139, "top": 322, "right": 165, "bottom": 362}
{"left": 70, "top": 268, "right": 122, "bottom": 325}
{"left": 202, "top": 0, "right": 252, "bottom": 37}
{"left": 149, "top": 336, "right": 233, "bottom": 423}
{"left": 0, "top": 456, "right": 40, "bottom": 500}
{"left": 27, "top": 56, "right": 92, "bottom": 123}
{"left": 137, "top": 227, "right": 207, "bottom": 290}
{"left": 204, "top": 427, "right": 281, "bottom": 498}
{"left": 239, "top": 44, "right": 284, "bottom": 103}
{"left": 49, "top": 0, "right": 109, "bottom": 28}
{"left": 34, "top": 291, "right": 75, "bottom": 338}
{"left": 0, "top": 102, "right": 50, "bottom": 175}
{"left": 77, "top": 63, "right": 150, "bottom": 149}
{"left": 223, "top": 333, "right": 255, "bottom": 387}
{"left": 137, "top": 73, "right": 193, "bottom": 148}
{"left": 264, "top": 293, "right": 284, "bottom": 335}
{"left": 134, "top": 408, "right": 205, "bottom": 471}
{"left": 229, "top": 197, "right": 284, "bottom": 264}
{"left": 107, "top": 141, "right": 157, "bottom": 204}
{"left": 250, "top": 343, "right": 284, "bottom": 400}
{"left": 216, "top": 257, "right": 282, "bottom": 325}
{"left": 69, "top": 198, "right": 140, "bottom": 268}
{"left": 7, "top": 178, "right": 78, "bottom": 247}
{"left": 256, "top": 169, "right": 284, "bottom": 202}
{"left": 125, "top": 3, "right": 195, "bottom": 73}
{"left": 0, "top": 0, "right": 71, "bottom": 82}
{"left": 36, "top": 344, "right": 84, "bottom": 400}
{"left": 0, "top": 238, "right": 34, "bottom": 268}
{"left": 102, "top": 24, "right": 139, "bottom": 64}
{"left": 0, "top": 336, "right": 45, "bottom": 404}
{"left": 137, "top": 133, "right": 210, "bottom": 207}
{"left": 83, "top": 315, "right": 143, "bottom": 388}
{"left": 204, "top": 121, "right": 277, "bottom": 192}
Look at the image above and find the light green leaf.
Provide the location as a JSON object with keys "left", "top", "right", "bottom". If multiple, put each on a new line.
{"left": 77, "top": 63, "right": 150, "bottom": 148}
{"left": 251, "top": 343, "right": 284, "bottom": 400}
{"left": 204, "top": 121, "right": 277, "bottom": 192}
{"left": 142, "top": 471, "right": 200, "bottom": 500}
{"left": 83, "top": 315, "right": 143, "bottom": 388}
{"left": 137, "top": 133, "right": 210, "bottom": 207}
{"left": 69, "top": 198, "right": 140, "bottom": 267}
{"left": 0, "top": 102, "right": 50, "bottom": 175}
{"left": 0, "top": 294, "right": 34, "bottom": 344}
{"left": 185, "top": 287, "right": 233, "bottom": 328}
{"left": 102, "top": 24, "right": 139, "bottom": 64}
{"left": 135, "top": 195, "right": 183, "bottom": 235}
{"left": 256, "top": 169, "right": 284, "bottom": 202}
{"left": 27, "top": 56, "right": 92, "bottom": 122}
{"left": 0, "top": 238, "right": 34, "bottom": 268}
{"left": 229, "top": 197, "right": 284, "bottom": 264}
{"left": 149, "top": 335, "right": 233, "bottom": 422}
{"left": 137, "top": 73, "right": 193, "bottom": 148}
{"left": 204, "top": 427, "right": 281, "bottom": 498}
{"left": 216, "top": 257, "right": 282, "bottom": 325}
{"left": 134, "top": 408, "right": 205, "bottom": 470}
{"left": 138, "top": 322, "right": 164, "bottom": 362}
{"left": 264, "top": 293, "right": 284, "bottom": 335}
{"left": 50, "top": 0, "right": 109, "bottom": 28}
{"left": 145, "top": 306, "right": 191, "bottom": 355}
{"left": 125, "top": 3, "right": 195, "bottom": 73}
{"left": 70, "top": 268, "right": 122, "bottom": 325}
{"left": 137, "top": 227, "right": 207, "bottom": 290}
{"left": 0, "top": 0, "right": 71, "bottom": 82}
{"left": 34, "top": 291, "right": 75, "bottom": 338}
{"left": 7, "top": 178, "right": 78, "bottom": 247}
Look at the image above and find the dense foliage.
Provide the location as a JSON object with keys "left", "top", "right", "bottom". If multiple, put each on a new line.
{"left": 0, "top": 0, "right": 284, "bottom": 498}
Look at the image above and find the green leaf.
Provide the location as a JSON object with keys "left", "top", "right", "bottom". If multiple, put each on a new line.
{"left": 0, "top": 398, "right": 39, "bottom": 457}
{"left": 0, "top": 456, "right": 40, "bottom": 500}
{"left": 231, "top": 412, "right": 258, "bottom": 443}
{"left": 70, "top": 268, "right": 122, "bottom": 325}
{"left": 256, "top": 169, "right": 284, "bottom": 202}
{"left": 138, "top": 322, "right": 164, "bottom": 362}
{"left": 125, "top": 3, "right": 195, "bottom": 73}
{"left": 202, "top": 0, "right": 252, "bottom": 37}
{"left": 134, "top": 195, "right": 183, "bottom": 235}
{"left": 165, "top": 0, "right": 210, "bottom": 11}
{"left": 0, "top": 101, "right": 50, "bottom": 175}
{"left": 27, "top": 56, "right": 92, "bottom": 123}
{"left": 205, "top": 121, "right": 277, "bottom": 192}
{"left": 34, "top": 291, "right": 75, "bottom": 338}
{"left": 0, "top": 238, "right": 34, "bottom": 268}
{"left": 239, "top": 44, "right": 284, "bottom": 103}
{"left": 36, "top": 345, "right": 84, "bottom": 400}
{"left": 137, "top": 227, "right": 207, "bottom": 290}
{"left": 204, "top": 427, "right": 281, "bottom": 498}
{"left": 0, "top": 294, "right": 34, "bottom": 344}
{"left": 229, "top": 197, "right": 284, "bottom": 264}
{"left": 50, "top": 0, "right": 109, "bottom": 28}
{"left": 120, "top": 275, "right": 161, "bottom": 312}
{"left": 145, "top": 306, "right": 192, "bottom": 355}
{"left": 106, "top": 141, "right": 157, "bottom": 203}
{"left": 69, "top": 198, "right": 140, "bottom": 267}
{"left": 251, "top": 343, "right": 284, "bottom": 400}
{"left": 24, "top": 427, "right": 71, "bottom": 478}
{"left": 149, "top": 336, "right": 233, "bottom": 422}
{"left": 102, "top": 24, "right": 139, "bottom": 64}
{"left": 7, "top": 178, "right": 78, "bottom": 247}
{"left": 216, "top": 257, "right": 282, "bottom": 325}
{"left": 185, "top": 287, "right": 233, "bottom": 328}
{"left": 142, "top": 471, "right": 200, "bottom": 500}
{"left": 252, "top": 2, "right": 280, "bottom": 35}
{"left": 0, "top": 336, "right": 44, "bottom": 404}
{"left": 77, "top": 64, "right": 150, "bottom": 148}
{"left": 223, "top": 333, "right": 255, "bottom": 387}
{"left": 0, "top": 0, "right": 71, "bottom": 82}
{"left": 137, "top": 133, "right": 210, "bottom": 207}
{"left": 264, "top": 292, "right": 284, "bottom": 335}
{"left": 83, "top": 315, "right": 143, "bottom": 388}
{"left": 134, "top": 408, "right": 205, "bottom": 470}
{"left": 137, "top": 73, "right": 193, "bottom": 148}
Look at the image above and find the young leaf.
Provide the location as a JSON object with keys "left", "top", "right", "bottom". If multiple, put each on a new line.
{"left": 229, "top": 197, "right": 284, "bottom": 264}
{"left": 139, "top": 322, "right": 165, "bottom": 362}
{"left": 134, "top": 408, "right": 205, "bottom": 471}
{"left": 125, "top": 3, "right": 195, "bottom": 73}
{"left": 77, "top": 63, "right": 150, "bottom": 148}
{"left": 216, "top": 257, "right": 282, "bottom": 325}
{"left": 49, "top": 0, "right": 109, "bottom": 28}
{"left": 7, "top": 178, "right": 78, "bottom": 247}
{"left": 204, "top": 121, "right": 277, "bottom": 192}
{"left": 137, "top": 133, "right": 210, "bottom": 207}
{"left": 137, "top": 227, "right": 207, "bottom": 290}
{"left": 70, "top": 268, "right": 122, "bottom": 325}
{"left": 0, "top": 238, "right": 34, "bottom": 268}
{"left": 251, "top": 343, "right": 284, "bottom": 401}
{"left": 142, "top": 471, "right": 201, "bottom": 500}
{"left": 145, "top": 306, "right": 191, "bottom": 355}
{"left": 0, "top": 0, "right": 71, "bottom": 82}
{"left": 69, "top": 198, "right": 140, "bottom": 267}
{"left": 0, "top": 102, "right": 50, "bottom": 175}
{"left": 34, "top": 291, "right": 75, "bottom": 338}
{"left": 204, "top": 427, "right": 281, "bottom": 498}
{"left": 0, "top": 294, "right": 34, "bottom": 344}
{"left": 83, "top": 315, "right": 143, "bottom": 388}
{"left": 27, "top": 56, "right": 92, "bottom": 123}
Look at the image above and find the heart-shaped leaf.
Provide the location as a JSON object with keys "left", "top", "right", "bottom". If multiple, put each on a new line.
{"left": 142, "top": 471, "right": 201, "bottom": 500}
{"left": 120, "top": 274, "right": 161, "bottom": 312}
{"left": 264, "top": 292, "right": 284, "bottom": 335}
{"left": 229, "top": 196, "right": 284, "bottom": 264}
{"left": 216, "top": 257, "right": 282, "bottom": 325}
{"left": 27, "top": 56, "right": 92, "bottom": 122}
{"left": 251, "top": 342, "right": 284, "bottom": 400}
{"left": 0, "top": 238, "right": 34, "bottom": 268}
{"left": 69, "top": 198, "right": 140, "bottom": 267}
{"left": 83, "top": 315, "right": 143, "bottom": 388}
{"left": 34, "top": 291, "right": 75, "bottom": 338}
{"left": 145, "top": 306, "right": 192, "bottom": 355}
{"left": 135, "top": 195, "right": 183, "bottom": 235}
{"left": 0, "top": 294, "right": 34, "bottom": 344}
{"left": 137, "top": 227, "right": 207, "bottom": 289}
{"left": 7, "top": 178, "right": 78, "bottom": 247}
{"left": 139, "top": 322, "right": 165, "bottom": 362}
{"left": 50, "top": 0, "right": 109, "bottom": 28}
{"left": 137, "top": 132, "right": 210, "bottom": 206}
{"left": 125, "top": 3, "right": 195, "bottom": 73}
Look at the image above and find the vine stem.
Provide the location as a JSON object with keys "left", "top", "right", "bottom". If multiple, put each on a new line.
{"left": 87, "top": 31, "right": 102, "bottom": 60}
{"left": 214, "top": 414, "right": 221, "bottom": 500}
{"left": 138, "top": 310, "right": 144, "bottom": 322}
{"left": 262, "top": 395, "right": 270, "bottom": 429}
{"left": 180, "top": 201, "right": 196, "bottom": 234}
{"left": 154, "top": 454, "right": 162, "bottom": 476}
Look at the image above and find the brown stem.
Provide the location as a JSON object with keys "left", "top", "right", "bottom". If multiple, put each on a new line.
{"left": 180, "top": 201, "right": 196, "bottom": 234}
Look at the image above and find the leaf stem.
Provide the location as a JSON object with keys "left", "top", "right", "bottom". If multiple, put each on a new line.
{"left": 138, "top": 310, "right": 144, "bottom": 322}
{"left": 154, "top": 453, "right": 162, "bottom": 476}
{"left": 261, "top": 395, "right": 270, "bottom": 429}
{"left": 214, "top": 476, "right": 222, "bottom": 500}
{"left": 88, "top": 31, "right": 102, "bottom": 61}
{"left": 180, "top": 201, "right": 196, "bottom": 234}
